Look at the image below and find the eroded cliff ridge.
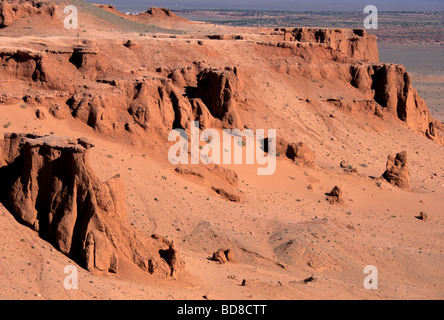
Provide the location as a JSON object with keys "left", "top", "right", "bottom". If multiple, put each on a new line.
{"left": 0, "top": 2, "right": 441, "bottom": 144}
{"left": 0, "top": 133, "right": 183, "bottom": 277}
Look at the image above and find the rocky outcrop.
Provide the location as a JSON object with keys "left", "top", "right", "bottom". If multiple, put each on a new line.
{"left": 0, "top": 133, "right": 184, "bottom": 277}
{"left": 326, "top": 186, "right": 343, "bottom": 204}
{"left": 265, "top": 137, "right": 316, "bottom": 166}
{"left": 211, "top": 248, "right": 235, "bottom": 264}
{"left": 350, "top": 63, "right": 444, "bottom": 144}
{"left": 175, "top": 164, "right": 239, "bottom": 188}
{"left": 277, "top": 27, "right": 379, "bottom": 62}
{"left": 0, "top": 48, "right": 44, "bottom": 81}
{"left": 285, "top": 142, "right": 316, "bottom": 165}
{"left": 382, "top": 151, "right": 410, "bottom": 190}
{"left": 146, "top": 7, "right": 179, "bottom": 18}
{"left": 426, "top": 120, "right": 444, "bottom": 145}
{"left": 136, "top": 7, "right": 192, "bottom": 26}
{"left": 1, "top": 24, "right": 441, "bottom": 148}
{"left": 340, "top": 160, "right": 358, "bottom": 174}
{"left": 120, "top": 67, "right": 244, "bottom": 132}
{"left": 416, "top": 212, "right": 428, "bottom": 221}
{"left": 0, "top": 41, "right": 244, "bottom": 134}
{"left": 194, "top": 67, "right": 243, "bottom": 129}
{"left": 95, "top": 5, "right": 192, "bottom": 26}
{"left": 211, "top": 186, "right": 241, "bottom": 203}
{"left": 0, "top": 0, "right": 56, "bottom": 28}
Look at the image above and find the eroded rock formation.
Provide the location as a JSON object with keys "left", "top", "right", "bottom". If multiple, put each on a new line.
{"left": 0, "top": 0, "right": 56, "bottom": 28}
{"left": 0, "top": 133, "right": 184, "bottom": 277}
{"left": 1, "top": 22, "right": 442, "bottom": 147}
{"left": 350, "top": 63, "right": 444, "bottom": 144}
{"left": 382, "top": 151, "right": 411, "bottom": 190}
{"left": 265, "top": 137, "right": 316, "bottom": 166}
{"left": 326, "top": 186, "right": 343, "bottom": 204}
{"left": 94, "top": 5, "right": 192, "bottom": 27}
{"left": 276, "top": 27, "right": 379, "bottom": 62}
{"left": 194, "top": 67, "right": 243, "bottom": 129}
{"left": 211, "top": 248, "right": 235, "bottom": 264}
{"left": 0, "top": 42, "right": 245, "bottom": 134}
{"left": 211, "top": 186, "right": 241, "bottom": 203}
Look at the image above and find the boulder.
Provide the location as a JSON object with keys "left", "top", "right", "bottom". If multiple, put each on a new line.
{"left": 416, "top": 212, "right": 428, "bottom": 221}
{"left": 326, "top": 186, "right": 343, "bottom": 204}
{"left": 211, "top": 248, "right": 235, "bottom": 264}
{"left": 382, "top": 151, "right": 410, "bottom": 190}
{"left": 224, "top": 249, "right": 235, "bottom": 262}
{"left": 265, "top": 137, "right": 316, "bottom": 166}
{"left": 35, "top": 109, "right": 45, "bottom": 120}
{"left": 426, "top": 120, "right": 444, "bottom": 145}
{"left": 287, "top": 142, "right": 316, "bottom": 165}
{"left": 212, "top": 249, "right": 228, "bottom": 264}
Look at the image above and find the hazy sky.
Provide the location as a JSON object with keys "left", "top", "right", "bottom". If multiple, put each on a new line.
{"left": 87, "top": 0, "right": 444, "bottom": 12}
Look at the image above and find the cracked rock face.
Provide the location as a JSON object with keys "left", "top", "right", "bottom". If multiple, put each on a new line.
{"left": 0, "top": 133, "right": 184, "bottom": 277}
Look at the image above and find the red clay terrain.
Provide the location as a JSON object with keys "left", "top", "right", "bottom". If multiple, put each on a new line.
{"left": 0, "top": 0, "right": 443, "bottom": 300}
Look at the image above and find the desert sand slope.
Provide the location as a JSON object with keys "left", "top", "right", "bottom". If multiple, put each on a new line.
{"left": 0, "top": 0, "right": 443, "bottom": 300}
